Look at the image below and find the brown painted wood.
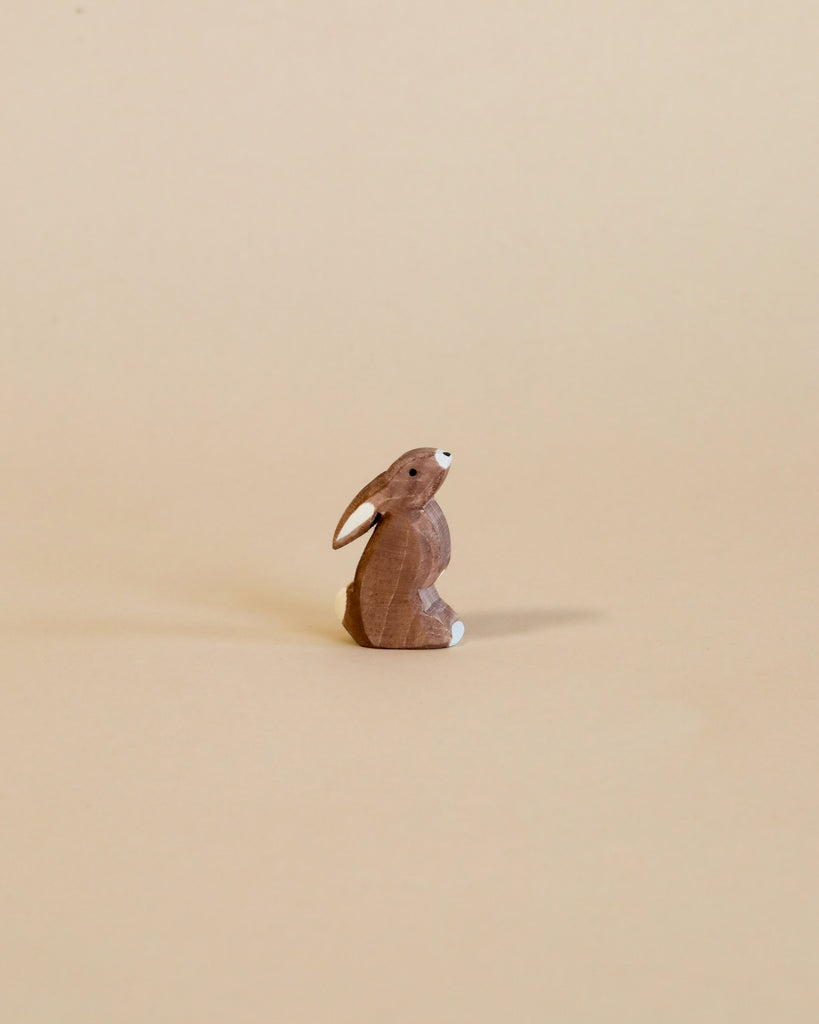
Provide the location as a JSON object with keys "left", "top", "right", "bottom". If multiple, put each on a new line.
{"left": 332, "top": 448, "right": 463, "bottom": 649}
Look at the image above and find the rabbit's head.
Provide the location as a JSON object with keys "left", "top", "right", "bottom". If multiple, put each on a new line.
{"left": 332, "top": 448, "right": 453, "bottom": 549}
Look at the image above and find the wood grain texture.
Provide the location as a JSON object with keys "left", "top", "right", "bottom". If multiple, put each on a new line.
{"left": 332, "top": 448, "right": 463, "bottom": 649}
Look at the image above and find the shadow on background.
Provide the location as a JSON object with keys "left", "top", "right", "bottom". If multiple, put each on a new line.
{"left": 1, "top": 576, "right": 343, "bottom": 645}
{"left": 465, "top": 607, "right": 604, "bottom": 640}
{"left": 201, "top": 577, "right": 344, "bottom": 644}
{"left": 2, "top": 566, "right": 599, "bottom": 646}
{"left": 0, "top": 615, "right": 277, "bottom": 643}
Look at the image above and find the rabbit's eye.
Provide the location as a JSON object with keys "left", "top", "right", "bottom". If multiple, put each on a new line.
{"left": 408, "top": 468, "right": 417, "bottom": 476}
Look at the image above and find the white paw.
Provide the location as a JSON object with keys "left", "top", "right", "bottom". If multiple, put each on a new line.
{"left": 334, "top": 586, "right": 348, "bottom": 622}
{"left": 449, "top": 620, "right": 464, "bottom": 646}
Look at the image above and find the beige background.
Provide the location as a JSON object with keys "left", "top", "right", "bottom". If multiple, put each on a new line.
{"left": 2, "top": 3, "right": 818, "bottom": 1021}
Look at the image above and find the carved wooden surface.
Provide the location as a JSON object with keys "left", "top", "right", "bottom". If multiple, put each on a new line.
{"left": 333, "top": 448, "right": 464, "bottom": 649}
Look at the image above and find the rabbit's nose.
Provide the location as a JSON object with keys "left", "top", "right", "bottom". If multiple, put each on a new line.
{"left": 435, "top": 450, "right": 452, "bottom": 469}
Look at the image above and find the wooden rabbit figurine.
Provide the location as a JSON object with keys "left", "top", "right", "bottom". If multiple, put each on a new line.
{"left": 333, "top": 448, "right": 464, "bottom": 649}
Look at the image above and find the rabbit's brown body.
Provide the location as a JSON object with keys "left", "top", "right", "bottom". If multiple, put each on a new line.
{"left": 333, "top": 449, "right": 463, "bottom": 649}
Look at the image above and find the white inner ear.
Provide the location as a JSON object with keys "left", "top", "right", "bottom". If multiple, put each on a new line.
{"left": 337, "top": 501, "right": 376, "bottom": 541}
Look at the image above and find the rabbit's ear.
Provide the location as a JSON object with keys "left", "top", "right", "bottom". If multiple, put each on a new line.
{"left": 332, "top": 470, "right": 389, "bottom": 549}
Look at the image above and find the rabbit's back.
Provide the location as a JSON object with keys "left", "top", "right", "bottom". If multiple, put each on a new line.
{"left": 346, "top": 510, "right": 452, "bottom": 648}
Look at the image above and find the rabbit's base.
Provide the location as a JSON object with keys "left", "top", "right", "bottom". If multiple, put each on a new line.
{"left": 338, "top": 582, "right": 463, "bottom": 649}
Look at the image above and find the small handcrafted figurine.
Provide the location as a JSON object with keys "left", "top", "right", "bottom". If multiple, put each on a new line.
{"left": 333, "top": 448, "right": 464, "bottom": 649}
